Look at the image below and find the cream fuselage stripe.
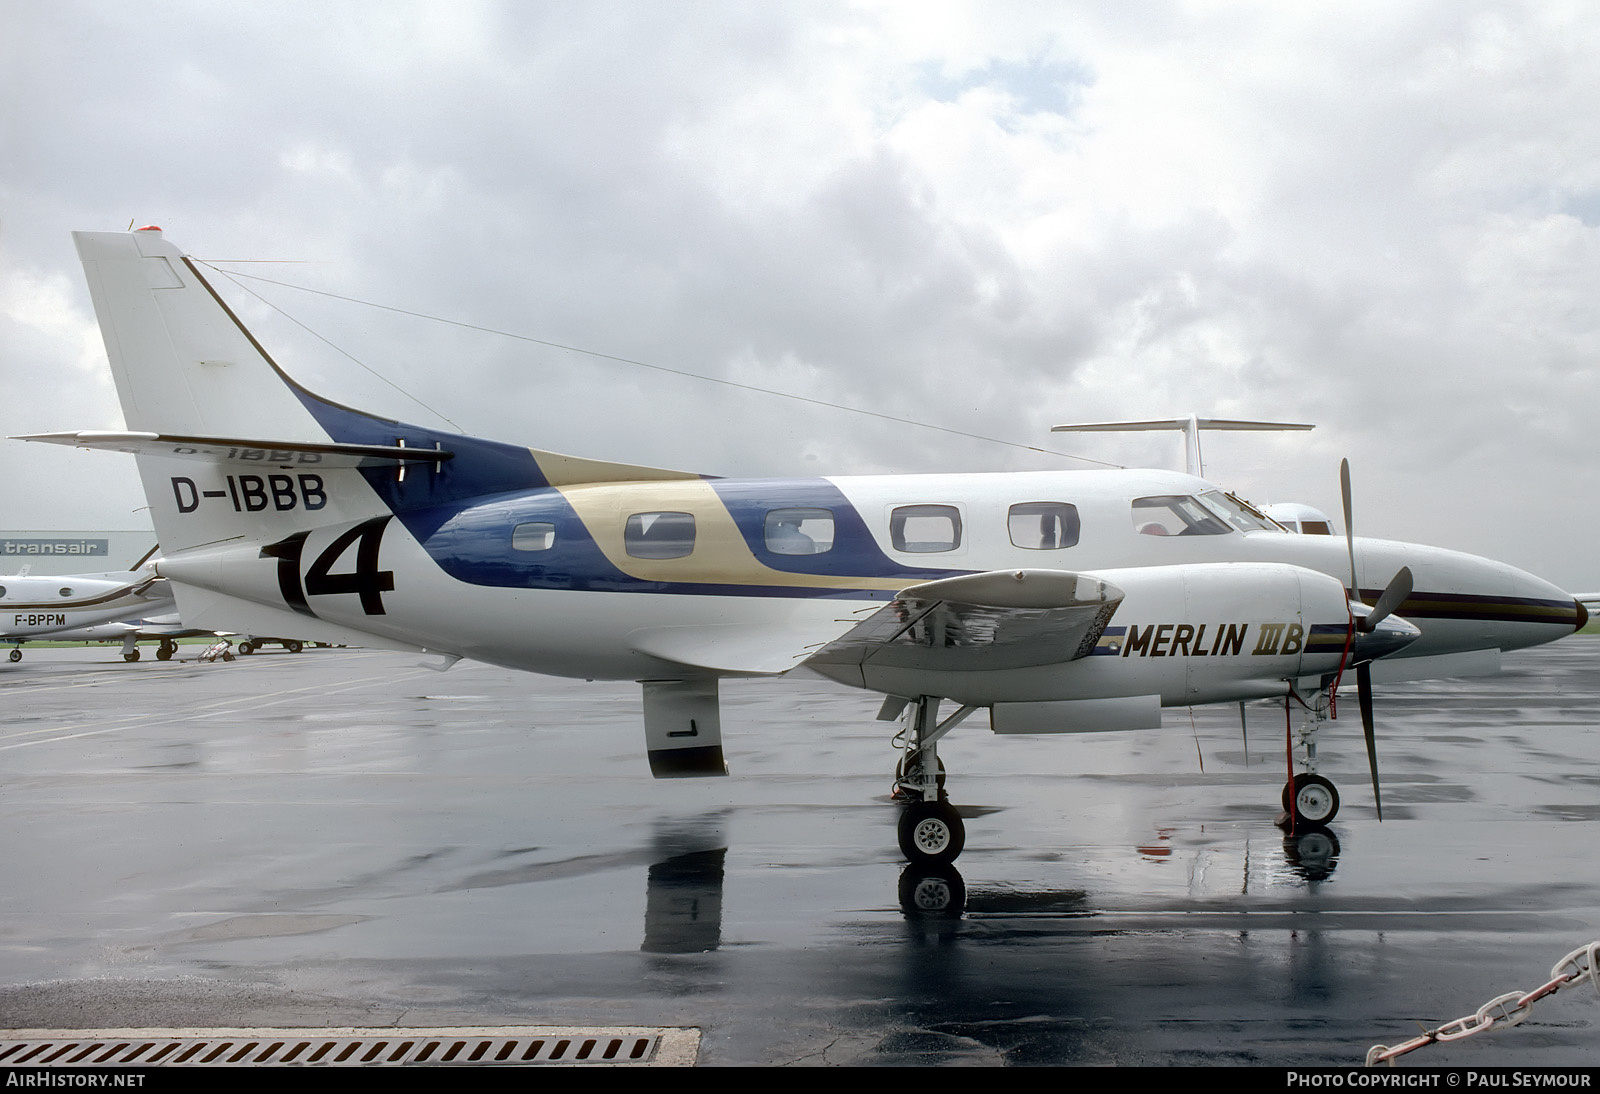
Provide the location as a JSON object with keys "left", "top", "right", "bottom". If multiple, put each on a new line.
{"left": 553, "top": 479, "right": 908, "bottom": 592}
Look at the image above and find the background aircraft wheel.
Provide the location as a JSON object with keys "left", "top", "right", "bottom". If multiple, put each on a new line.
{"left": 1283, "top": 773, "right": 1340, "bottom": 827}
{"left": 236, "top": 641, "right": 254, "bottom": 655}
{"left": 8, "top": 649, "right": 20, "bottom": 662}
{"left": 898, "top": 800, "right": 965, "bottom": 864}
{"left": 123, "top": 650, "right": 140, "bottom": 662}
{"left": 285, "top": 640, "right": 303, "bottom": 654}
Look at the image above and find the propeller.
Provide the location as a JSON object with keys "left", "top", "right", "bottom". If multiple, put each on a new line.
{"left": 1339, "top": 460, "right": 1419, "bottom": 822}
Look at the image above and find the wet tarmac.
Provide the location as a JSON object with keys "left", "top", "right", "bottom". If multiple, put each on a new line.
{"left": 2, "top": 639, "right": 1598, "bottom": 1066}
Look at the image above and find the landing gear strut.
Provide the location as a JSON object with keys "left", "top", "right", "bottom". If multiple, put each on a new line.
{"left": 892, "top": 695, "right": 977, "bottom": 864}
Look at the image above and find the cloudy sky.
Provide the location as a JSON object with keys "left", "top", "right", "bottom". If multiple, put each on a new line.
{"left": 3, "top": 1, "right": 1597, "bottom": 590}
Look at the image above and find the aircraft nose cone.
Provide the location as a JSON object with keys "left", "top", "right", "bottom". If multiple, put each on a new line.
{"left": 1578, "top": 598, "right": 1590, "bottom": 633}
{"left": 1352, "top": 613, "right": 1422, "bottom": 662}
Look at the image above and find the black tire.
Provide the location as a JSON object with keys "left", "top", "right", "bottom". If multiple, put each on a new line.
{"left": 236, "top": 641, "right": 254, "bottom": 655}
{"left": 123, "top": 650, "right": 140, "bottom": 662}
{"left": 156, "top": 645, "right": 173, "bottom": 661}
{"left": 1283, "top": 773, "right": 1340, "bottom": 827}
{"left": 285, "top": 640, "right": 303, "bottom": 654}
{"left": 898, "top": 800, "right": 965, "bottom": 864}
{"left": 8, "top": 648, "right": 20, "bottom": 662}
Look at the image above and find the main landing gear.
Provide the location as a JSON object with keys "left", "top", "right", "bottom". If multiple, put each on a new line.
{"left": 892, "top": 696, "right": 979, "bottom": 865}
{"left": 119, "top": 638, "right": 177, "bottom": 662}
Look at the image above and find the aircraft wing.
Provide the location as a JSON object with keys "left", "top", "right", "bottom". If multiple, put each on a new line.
{"left": 804, "top": 569, "right": 1123, "bottom": 676}
{"left": 626, "top": 569, "right": 1123, "bottom": 678}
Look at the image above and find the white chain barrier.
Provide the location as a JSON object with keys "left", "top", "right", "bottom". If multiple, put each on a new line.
{"left": 1366, "top": 941, "right": 1600, "bottom": 1066}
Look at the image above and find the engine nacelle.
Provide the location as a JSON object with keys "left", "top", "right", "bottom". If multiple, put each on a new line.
{"left": 848, "top": 562, "right": 1380, "bottom": 710}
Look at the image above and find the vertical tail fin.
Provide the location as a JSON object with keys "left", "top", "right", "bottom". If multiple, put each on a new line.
{"left": 70, "top": 229, "right": 417, "bottom": 552}
{"left": 55, "top": 228, "right": 700, "bottom": 556}
{"left": 74, "top": 228, "right": 337, "bottom": 439}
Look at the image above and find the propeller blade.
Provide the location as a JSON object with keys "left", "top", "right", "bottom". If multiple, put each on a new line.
{"left": 1341, "top": 458, "right": 1358, "bottom": 601}
{"left": 1363, "top": 566, "right": 1414, "bottom": 633}
{"left": 1357, "top": 662, "right": 1383, "bottom": 822}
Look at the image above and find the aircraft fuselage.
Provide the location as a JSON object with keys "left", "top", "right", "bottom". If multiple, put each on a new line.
{"left": 151, "top": 464, "right": 1580, "bottom": 708}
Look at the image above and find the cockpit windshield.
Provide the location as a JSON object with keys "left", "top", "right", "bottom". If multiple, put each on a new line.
{"left": 1196, "top": 491, "right": 1284, "bottom": 533}
{"left": 1132, "top": 495, "right": 1232, "bottom": 536}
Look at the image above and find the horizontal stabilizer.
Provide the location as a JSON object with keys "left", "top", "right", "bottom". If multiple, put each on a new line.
{"left": 18, "top": 431, "right": 453, "bottom": 468}
{"left": 1051, "top": 418, "right": 1313, "bottom": 433}
{"left": 806, "top": 569, "right": 1124, "bottom": 673}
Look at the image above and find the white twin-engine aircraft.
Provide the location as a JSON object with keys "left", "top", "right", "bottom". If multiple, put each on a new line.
{"left": 0, "top": 561, "right": 198, "bottom": 663}
{"left": 23, "top": 228, "right": 1589, "bottom": 865}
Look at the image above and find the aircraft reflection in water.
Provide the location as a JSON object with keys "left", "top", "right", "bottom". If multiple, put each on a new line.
{"left": 898, "top": 830, "right": 1341, "bottom": 920}
{"left": 22, "top": 228, "right": 1589, "bottom": 867}
{"left": 643, "top": 849, "right": 725, "bottom": 955}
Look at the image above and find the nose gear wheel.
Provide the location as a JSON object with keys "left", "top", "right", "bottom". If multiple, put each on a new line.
{"left": 1283, "top": 772, "right": 1340, "bottom": 826}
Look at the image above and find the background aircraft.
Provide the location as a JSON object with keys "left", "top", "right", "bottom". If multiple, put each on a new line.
{"left": 1050, "top": 416, "right": 1314, "bottom": 479}
{"left": 0, "top": 557, "right": 197, "bottom": 662}
{"left": 1052, "top": 416, "right": 1340, "bottom": 534}
{"left": 22, "top": 228, "right": 1587, "bottom": 863}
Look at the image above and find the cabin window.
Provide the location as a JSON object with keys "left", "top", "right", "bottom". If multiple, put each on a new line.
{"left": 1008, "top": 502, "right": 1080, "bottom": 550}
{"left": 511, "top": 522, "right": 556, "bottom": 552}
{"left": 764, "top": 508, "right": 835, "bottom": 555}
{"left": 58, "top": 587, "right": 73, "bottom": 597}
{"left": 1131, "top": 495, "right": 1231, "bottom": 537}
{"left": 890, "top": 504, "right": 962, "bottom": 553}
{"left": 625, "top": 511, "right": 696, "bottom": 559}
